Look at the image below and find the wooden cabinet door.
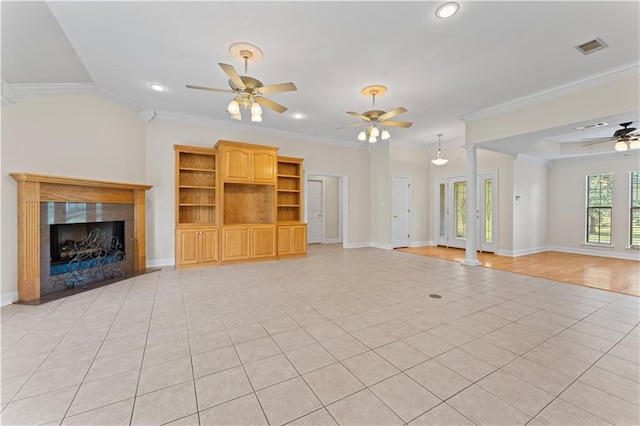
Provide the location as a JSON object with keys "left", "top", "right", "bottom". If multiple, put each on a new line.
{"left": 251, "top": 225, "right": 276, "bottom": 258}
{"left": 222, "top": 146, "right": 252, "bottom": 182}
{"left": 277, "top": 226, "right": 293, "bottom": 255}
{"left": 291, "top": 225, "right": 307, "bottom": 255}
{"left": 176, "top": 228, "right": 198, "bottom": 266}
{"left": 200, "top": 227, "right": 219, "bottom": 263}
{"left": 222, "top": 227, "right": 251, "bottom": 261}
{"left": 252, "top": 149, "right": 277, "bottom": 183}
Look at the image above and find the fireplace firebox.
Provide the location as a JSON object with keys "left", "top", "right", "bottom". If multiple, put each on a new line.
{"left": 49, "top": 221, "right": 126, "bottom": 287}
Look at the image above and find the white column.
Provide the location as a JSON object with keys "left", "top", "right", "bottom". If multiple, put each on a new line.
{"left": 464, "top": 145, "right": 481, "bottom": 266}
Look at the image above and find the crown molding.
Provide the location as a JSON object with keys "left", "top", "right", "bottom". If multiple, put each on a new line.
{"left": 7, "top": 82, "right": 141, "bottom": 111}
{"left": 153, "top": 110, "right": 366, "bottom": 149}
{"left": 459, "top": 61, "right": 640, "bottom": 123}
{"left": 1, "top": 80, "right": 16, "bottom": 105}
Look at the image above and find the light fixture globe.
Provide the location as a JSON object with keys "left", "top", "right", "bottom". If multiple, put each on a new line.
{"left": 615, "top": 140, "right": 628, "bottom": 151}
{"left": 432, "top": 149, "right": 449, "bottom": 165}
{"left": 381, "top": 129, "right": 390, "bottom": 140}
{"left": 227, "top": 99, "right": 240, "bottom": 114}
{"left": 630, "top": 139, "right": 640, "bottom": 150}
{"left": 251, "top": 102, "right": 262, "bottom": 116}
{"left": 431, "top": 134, "right": 449, "bottom": 165}
{"left": 358, "top": 131, "right": 367, "bottom": 141}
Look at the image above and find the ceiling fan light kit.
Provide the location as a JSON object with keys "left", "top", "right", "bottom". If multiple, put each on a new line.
{"left": 432, "top": 134, "right": 449, "bottom": 165}
{"left": 186, "top": 41, "right": 297, "bottom": 123}
{"left": 337, "top": 85, "right": 412, "bottom": 144}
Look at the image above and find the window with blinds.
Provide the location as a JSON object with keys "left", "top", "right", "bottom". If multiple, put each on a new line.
{"left": 630, "top": 171, "right": 640, "bottom": 247}
{"left": 586, "top": 173, "right": 613, "bottom": 245}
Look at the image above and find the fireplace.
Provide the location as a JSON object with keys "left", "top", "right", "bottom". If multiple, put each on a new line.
{"left": 11, "top": 173, "right": 152, "bottom": 302}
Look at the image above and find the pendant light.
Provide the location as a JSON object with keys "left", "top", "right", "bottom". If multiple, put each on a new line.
{"left": 432, "top": 134, "right": 449, "bottom": 165}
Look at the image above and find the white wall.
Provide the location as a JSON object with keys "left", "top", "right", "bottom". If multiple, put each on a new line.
{"left": 145, "top": 117, "right": 372, "bottom": 264}
{"left": 548, "top": 153, "right": 640, "bottom": 259}
{"left": 513, "top": 158, "right": 548, "bottom": 254}
{"left": 429, "top": 145, "right": 514, "bottom": 252}
{"left": 390, "top": 145, "right": 430, "bottom": 245}
{"left": 1, "top": 95, "right": 146, "bottom": 304}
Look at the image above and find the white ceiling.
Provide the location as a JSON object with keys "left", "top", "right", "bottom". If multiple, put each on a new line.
{"left": 2, "top": 1, "right": 639, "bottom": 160}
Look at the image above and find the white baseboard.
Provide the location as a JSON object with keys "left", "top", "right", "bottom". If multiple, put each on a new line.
{"left": 344, "top": 242, "right": 371, "bottom": 249}
{"left": 496, "top": 246, "right": 548, "bottom": 257}
{"left": 146, "top": 258, "right": 174, "bottom": 268}
{"left": 371, "top": 242, "right": 394, "bottom": 250}
{"left": 409, "top": 240, "right": 434, "bottom": 247}
{"left": 548, "top": 245, "right": 640, "bottom": 261}
{"left": 1, "top": 291, "right": 18, "bottom": 307}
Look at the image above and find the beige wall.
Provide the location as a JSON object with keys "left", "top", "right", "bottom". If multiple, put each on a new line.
{"left": 370, "top": 143, "right": 390, "bottom": 247}
{"left": 1, "top": 95, "right": 146, "bottom": 304}
{"left": 513, "top": 158, "right": 548, "bottom": 254}
{"left": 548, "top": 153, "right": 640, "bottom": 259}
{"left": 323, "top": 176, "right": 340, "bottom": 241}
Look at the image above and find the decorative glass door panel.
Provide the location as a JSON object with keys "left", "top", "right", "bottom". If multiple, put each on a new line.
{"left": 454, "top": 182, "right": 467, "bottom": 239}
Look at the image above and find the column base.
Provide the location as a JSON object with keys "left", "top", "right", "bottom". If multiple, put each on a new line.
{"left": 462, "top": 259, "right": 481, "bottom": 266}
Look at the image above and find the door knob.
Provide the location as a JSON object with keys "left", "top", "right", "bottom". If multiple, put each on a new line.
{"left": 393, "top": 215, "right": 398, "bottom": 218}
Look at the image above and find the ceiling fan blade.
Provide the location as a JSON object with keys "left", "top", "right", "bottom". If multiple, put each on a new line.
{"left": 346, "top": 111, "right": 371, "bottom": 122}
{"left": 381, "top": 120, "right": 413, "bottom": 128}
{"left": 255, "top": 96, "right": 287, "bottom": 113}
{"left": 336, "top": 123, "right": 365, "bottom": 130}
{"left": 379, "top": 107, "right": 408, "bottom": 122}
{"left": 257, "top": 82, "right": 297, "bottom": 95}
{"left": 185, "top": 84, "right": 235, "bottom": 94}
{"left": 582, "top": 138, "right": 614, "bottom": 147}
{"left": 218, "top": 63, "right": 245, "bottom": 90}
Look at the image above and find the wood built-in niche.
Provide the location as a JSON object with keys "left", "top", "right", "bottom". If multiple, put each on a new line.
{"left": 10, "top": 173, "right": 152, "bottom": 303}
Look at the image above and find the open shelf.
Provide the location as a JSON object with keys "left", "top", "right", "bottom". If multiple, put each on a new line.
{"left": 277, "top": 157, "right": 303, "bottom": 222}
{"left": 175, "top": 146, "right": 218, "bottom": 225}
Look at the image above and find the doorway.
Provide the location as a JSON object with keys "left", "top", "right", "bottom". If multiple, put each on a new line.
{"left": 306, "top": 175, "right": 344, "bottom": 245}
{"left": 435, "top": 171, "right": 498, "bottom": 252}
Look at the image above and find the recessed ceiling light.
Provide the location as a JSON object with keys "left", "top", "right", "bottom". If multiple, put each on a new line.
{"left": 292, "top": 112, "right": 305, "bottom": 120}
{"left": 435, "top": 2, "right": 459, "bottom": 19}
{"left": 149, "top": 83, "right": 165, "bottom": 92}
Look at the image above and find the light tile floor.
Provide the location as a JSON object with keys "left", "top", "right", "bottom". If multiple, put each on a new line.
{"left": 1, "top": 244, "right": 638, "bottom": 425}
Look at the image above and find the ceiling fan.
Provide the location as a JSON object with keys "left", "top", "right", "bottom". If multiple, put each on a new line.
{"left": 581, "top": 122, "right": 640, "bottom": 151}
{"left": 186, "top": 42, "right": 297, "bottom": 121}
{"left": 337, "top": 85, "right": 412, "bottom": 143}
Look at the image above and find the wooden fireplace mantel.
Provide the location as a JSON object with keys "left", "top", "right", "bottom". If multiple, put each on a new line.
{"left": 10, "top": 173, "right": 153, "bottom": 302}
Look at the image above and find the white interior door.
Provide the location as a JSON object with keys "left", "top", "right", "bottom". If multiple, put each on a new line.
{"left": 392, "top": 176, "right": 410, "bottom": 248}
{"left": 307, "top": 179, "right": 323, "bottom": 244}
{"left": 435, "top": 172, "right": 497, "bottom": 252}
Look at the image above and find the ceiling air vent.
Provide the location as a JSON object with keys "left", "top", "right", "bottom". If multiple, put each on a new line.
{"left": 575, "top": 38, "right": 608, "bottom": 55}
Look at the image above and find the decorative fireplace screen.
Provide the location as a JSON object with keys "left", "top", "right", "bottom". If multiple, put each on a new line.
{"left": 49, "top": 221, "right": 126, "bottom": 288}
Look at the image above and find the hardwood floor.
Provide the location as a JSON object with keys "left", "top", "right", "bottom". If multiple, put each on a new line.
{"left": 396, "top": 246, "right": 640, "bottom": 297}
